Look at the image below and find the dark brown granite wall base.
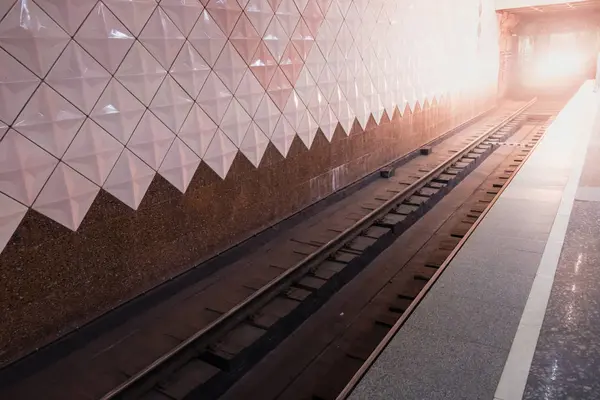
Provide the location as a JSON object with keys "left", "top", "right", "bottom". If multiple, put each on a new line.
{"left": 0, "top": 93, "right": 496, "bottom": 366}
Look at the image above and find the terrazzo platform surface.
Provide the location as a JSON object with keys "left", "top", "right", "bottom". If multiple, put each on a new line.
{"left": 349, "top": 82, "right": 600, "bottom": 400}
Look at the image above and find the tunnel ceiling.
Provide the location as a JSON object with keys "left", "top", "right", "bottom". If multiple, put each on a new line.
{"left": 505, "top": 0, "right": 600, "bottom": 15}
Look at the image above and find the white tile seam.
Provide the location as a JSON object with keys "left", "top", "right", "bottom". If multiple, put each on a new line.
{"left": 494, "top": 85, "right": 600, "bottom": 400}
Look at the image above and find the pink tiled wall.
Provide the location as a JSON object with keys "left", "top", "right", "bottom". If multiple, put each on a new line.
{"left": 0, "top": 0, "right": 500, "bottom": 254}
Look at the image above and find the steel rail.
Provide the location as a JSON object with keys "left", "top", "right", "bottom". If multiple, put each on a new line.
{"left": 101, "top": 98, "right": 536, "bottom": 400}
{"left": 336, "top": 98, "right": 546, "bottom": 400}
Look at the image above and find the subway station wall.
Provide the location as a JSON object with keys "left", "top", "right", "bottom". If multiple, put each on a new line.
{"left": 0, "top": 0, "right": 499, "bottom": 363}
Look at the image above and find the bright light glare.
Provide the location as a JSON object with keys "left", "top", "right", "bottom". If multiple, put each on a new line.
{"left": 530, "top": 49, "right": 586, "bottom": 82}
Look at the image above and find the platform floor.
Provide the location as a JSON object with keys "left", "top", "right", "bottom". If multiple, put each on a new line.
{"left": 349, "top": 81, "right": 600, "bottom": 400}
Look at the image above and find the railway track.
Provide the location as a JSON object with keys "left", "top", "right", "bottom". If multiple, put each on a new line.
{"left": 88, "top": 100, "right": 541, "bottom": 400}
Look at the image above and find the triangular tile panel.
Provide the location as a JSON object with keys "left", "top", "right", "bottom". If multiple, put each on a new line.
{"left": 0, "top": 47, "right": 40, "bottom": 125}
{"left": 35, "top": 0, "right": 96, "bottom": 35}
{"left": 314, "top": 18, "right": 335, "bottom": 56}
{"left": 304, "top": 44, "right": 325, "bottom": 80}
{"left": 214, "top": 41, "right": 247, "bottom": 93}
{"left": 220, "top": 98, "right": 252, "bottom": 147}
{"left": 319, "top": 105, "right": 336, "bottom": 141}
{"left": 230, "top": 14, "right": 261, "bottom": 63}
{"left": 91, "top": 78, "right": 146, "bottom": 145}
{"left": 139, "top": 7, "right": 186, "bottom": 70}
{"left": 149, "top": 75, "right": 194, "bottom": 134}
{"left": 254, "top": 94, "right": 281, "bottom": 138}
{"left": 63, "top": 119, "right": 124, "bottom": 186}
{"left": 306, "top": 85, "right": 326, "bottom": 123}
{"left": 103, "top": 148, "right": 155, "bottom": 210}
{"left": 235, "top": 70, "right": 265, "bottom": 117}
{"left": 294, "top": 65, "right": 316, "bottom": 106}
{"left": 13, "top": 83, "right": 86, "bottom": 158}
{"left": 169, "top": 42, "right": 210, "bottom": 99}
{"left": 178, "top": 104, "right": 217, "bottom": 158}
{"left": 206, "top": 0, "right": 242, "bottom": 36}
{"left": 0, "top": 121, "right": 7, "bottom": 140}
{"left": 276, "top": 0, "right": 300, "bottom": 37}
{"left": 293, "top": 0, "right": 309, "bottom": 13}
{"left": 0, "top": 129, "right": 58, "bottom": 206}
{"left": 158, "top": 138, "right": 201, "bottom": 193}
{"left": 202, "top": 129, "right": 238, "bottom": 179}
{"left": 0, "top": 0, "right": 70, "bottom": 78}
{"left": 302, "top": 0, "right": 324, "bottom": 37}
{"left": 0, "top": 1, "right": 15, "bottom": 22}
{"left": 188, "top": 10, "right": 227, "bottom": 67}
{"left": 75, "top": 2, "right": 135, "bottom": 74}
{"left": 46, "top": 41, "right": 111, "bottom": 114}
{"left": 279, "top": 43, "right": 303, "bottom": 84}
{"left": 244, "top": 0, "right": 274, "bottom": 36}
{"left": 159, "top": 0, "right": 204, "bottom": 36}
{"left": 0, "top": 191, "right": 28, "bottom": 254}
{"left": 127, "top": 111, "right": 175, "bottom": 170}
{"left": 283, "top": 90, "right": 306, "bottom": 131}
{"left": 271, "top": 114, "right": 295, "bottom": 157}
{"left": 239, "top": 122, "right": 268, "bottom": 167}
{"left": 32, "top": 162, "right": 100, "bottom": 231}
{"left": 115, "top": 42, "right": 167, "bottom": 106}
{"left": 316, "top": 64, "right": 336, "bottom": 100}
{"left": 296, "top": 107, "right": 317, "bottom": 148}
{"left": 249, "top": 41, "right": 277, "bottom": 90}
{"left": 291, "top": 18, "right": 314, "bottom": 60}
{"left": 267, "top": 68, "right": 293, "bottom": 111}
{"left": 196, "top": 71, "right": 233, "bottom": 124}
{"left": 103, "top": 0, "right": 157, "bottom": 36}
{"left": 263, "top": 17, "right": 288, "bottom": 62}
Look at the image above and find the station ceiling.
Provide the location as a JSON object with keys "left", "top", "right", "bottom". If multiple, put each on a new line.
{"left": 497, "top": 0, "right": 600, "bottom": 14}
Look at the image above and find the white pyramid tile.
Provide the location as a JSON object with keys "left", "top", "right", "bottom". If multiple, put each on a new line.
{"left": 213, "top": 41, "right": 246, "bottom": 93}
{"left": 0, "top": 129, "right": 58, "bottom": 206}
{"left": 244, "top": 0, "right": 274, "bottom": 36}
{"left": 248, "top": 41, "right": 277, "bottom": 90}
{"left": 314, "top": 18, "right": 335, "bottom": 56}
{"left": 283, "top": 90, "right": 305, "bottom": 130}
{"left": 177, "top": 103, "right": 217, "bottom": 157}
{"left": 103, "top": 148, "right": 155, "bottom": 210}
{"left": 13, "top": 83, "right": 86, "bottom": 158}
{"left": 234, "top": 70, "right": 265, "bottom": 117}
{"left": 304, "top": 44, "right": 325, "bottom": 80}
{"left": 279, "top": 43, "right": 303, "bottom": 84}
{"left": 319, "top": 104, "right": 336, "bottom": 141}
{"left": 159, "top": 0, "right": 204, "bottom": 36}
{"left": 307, "top": 85, "right": 326, "bottom": 123}
{"left": 115, "top": 41, "right": 167, "bottom": 106}
{"left": 328, "top": 43, "right": 344, "bottom": 78}
{"left": 334, "top": 0, "right": 350, "bottom": 16}
{"left": 239, "top": 122, "right": 268, "bottom": 167}
{"left": 253, "top": 94, "right": 280, "bottom": 138}
{"left": 169, "top": 42, "right": 210, "bottom": 99}
{"left": 296, "top": 107, "right": 316, "bottom": 148}
{"left": 206, "top": 0, "right": 242, "bottom": 36}
{"left": 271, "top": 114, "right": 295, "bottom": 157}
{"left": 0, "top": 1, "right": 16, "bottom": 21}
{"left": 32, "top": 162, "right": 100, "bottom": 231}
{"left": 230, "top": 14, "right": 261, "bottom": 63}
{"left": 263, "top": 17, "right": 288, "bottom": 62}
{"left": 291, "top": 18, "right": 314, "bottom": 60}
{"left": 188, "top": 10, "right": 227, "bottom": 67}
{"left": 75, "top": 2, "right": 135, "bottom": 74}
{"left": 196, "top": 71, "right": 233, "bottom": 124}
{"left": 0, "top": 191, "right": 27, "bottom": 253}
{"left": 127, "top": 111, "right": 175, "bottom": 170}
{"left": 294, "top": 65, "right": 315, "bottom": 106}
{"left": 0, "top": 121, "right": 7, "bottom": 140}
{"left": 220, "top": 98, "right": 252, "bottom": 147}
{"left": 276, "top": 0, "right": 300, "bottom": 37}
{"left": 90, "top": 78, "right": 146, "bottom": 145}
{"left": 302, "top": 0, "right": 324, "bottom": 37}
{"left": 34, "top": 0, "right": 97, "bottom": 35}
{"left": 293, "top": 0, "right": 308, "bottom": 13}
{"left": 63, "top": 119, "right": 124, "bottom": 186}
{"left": 0, "top": 0, "right": 70, "bottom": 78}
{"left": 158, "top": 137, "right": 200, "bottom": 193}
{"left": 267, "top": 67, "right": 292, "bottom": 111}
{"left": 46, "top": 41, "right": 111, "bottom": 114}
{"left": 203, "top": 129, "right": 237, "bottom": 179}
{"left": 316, "top": 0, "right": 331, "bottom": 16}
{"left": 317, "top": 64, "right": 336, "bottom": 100}
{"left": 149, "top": 75, "right": 194, "bottom": 134}
{"left": 139, "top": 7, "right": 186, "bottom": 70}
{"left": 0, "top": 48, "right": 40, "bottom": 125}
{"left": 103, "top": 0, "right": 157, "bottom": 36}
{"left": 324, "top": 0, "right": 342, "bottom": 34}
